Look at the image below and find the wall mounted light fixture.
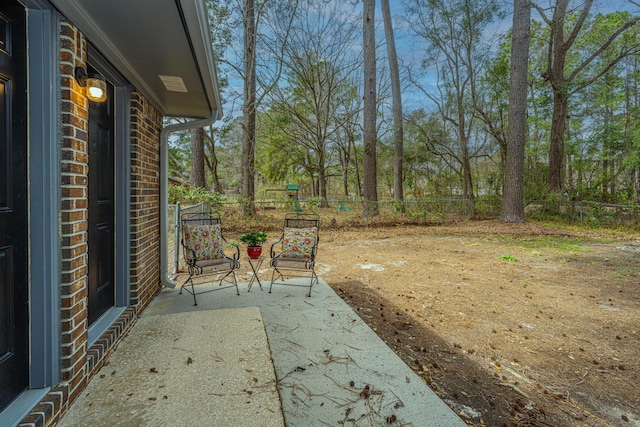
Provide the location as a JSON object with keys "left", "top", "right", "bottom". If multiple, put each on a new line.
{"left": 74, "top": 66, "right": 107, "bottom": 103}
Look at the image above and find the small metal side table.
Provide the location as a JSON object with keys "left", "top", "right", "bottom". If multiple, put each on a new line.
{"left": 245, "top": 256, "right": 265, "bottom": 292}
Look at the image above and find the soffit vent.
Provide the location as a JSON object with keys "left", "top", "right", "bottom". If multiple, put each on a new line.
{"left": 159, "top": 75, "right": 188, "bottom": 92}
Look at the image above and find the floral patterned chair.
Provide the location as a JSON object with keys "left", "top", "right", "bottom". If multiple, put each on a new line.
{"left": 269, "top": 213, "right": 320, "bottom": 297}
{"left": 180, "top": 213, "right": 240, "bottom": 305}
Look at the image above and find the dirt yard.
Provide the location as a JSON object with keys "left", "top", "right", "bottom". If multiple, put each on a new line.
{"left": 307, "top": 220, "right": 640, "bottom": 427}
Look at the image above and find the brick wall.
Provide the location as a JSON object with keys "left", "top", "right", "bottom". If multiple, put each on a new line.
{"left": 58, "top": 20, "right": 89, "bottom": 407}
{"left": 129, "top": 91, "right": 163, "bottom": 311}
{"left": 19, "top": 19, "right": 164, "bottom": 427}
{"left": 19, "top": 19, "right": 92, "bottom": 427}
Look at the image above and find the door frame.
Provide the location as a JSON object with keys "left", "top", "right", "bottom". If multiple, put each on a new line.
{"left": 0, "top": 2, "right": 58, "bottom": 424}
{"left": 28, "top": 5, "right": 60, "bottom": 390}
{"left": 86, "top": 45, "right": 131, "bottom": 346}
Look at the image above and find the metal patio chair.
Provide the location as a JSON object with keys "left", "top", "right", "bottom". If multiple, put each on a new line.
{"left": 180, "top": 213, "right": 240, "bottom": 305}
{"left": 269, "top": 213, "right": 320, "bottom": 297}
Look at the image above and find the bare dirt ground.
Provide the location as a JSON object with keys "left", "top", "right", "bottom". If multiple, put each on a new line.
{"left": 307, "top": 220, "right": 640, "bottom": 427}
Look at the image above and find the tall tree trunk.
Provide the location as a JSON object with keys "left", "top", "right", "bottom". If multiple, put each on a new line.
{"left": 502, "top": 0, "right": 530, "bottom": 223}
{"left": 461, "top": 142, "right": 474, "bottom": 203}
{"left": 318, "top": 167, "right": 328, "bottom": 204}
{"left": 311, "top": 173, "right": 318, "bottom": 197}
{"left": 241, "top": 0, "right": 256, "bottom": 215}
{"left": 548, "top": 89, "right": 567, "bottom": 192}
{"left": 457, "top": 108, "right": 475, "bottom": 210}
{"left": 203, "top": 127, "right": 223, "bottom": 194}
{"left": 317, "top": 150, "right": 329, "bottom": 206}
{"left": 350, "top": 135, "right": 362, "bottom": 197}
{"left": 362, "top": 0, "right": 378, "bottom": 216}
{"left": 342, "top": 171, "right": 349, "bottom": 196}
{"left": 339, "top": 146, "right": 350, "bottom": 196}
{"left": 603, "top": 107, "right": 611, "bottom": 201}
{"left": 607, "top": 106, "right": 616, "bottom": 198}
{"left": 208, "top": 138, "right": 223, "bottom": 193}
{"left": 381, "top": 0, "right": 403, "bottom": 204}
{"left": 565, "top": 123, "right": 573, "bottom": 193}
{"left": 545, "top": 0, "right": 571, "bottom": 193}
{"left": 189, "top": 128, "right": 206, "bottom": 188}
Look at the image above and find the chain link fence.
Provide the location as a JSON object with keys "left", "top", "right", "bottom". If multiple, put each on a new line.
{"left": 525, "top": 200, "right": 640, "bottom": 226}
{"left": 167, "top": 196, "right": 639, "bottom": 276}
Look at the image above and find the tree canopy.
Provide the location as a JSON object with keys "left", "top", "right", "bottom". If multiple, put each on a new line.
{"left": 167, "top": 0, "right": 640, "bottom": 216}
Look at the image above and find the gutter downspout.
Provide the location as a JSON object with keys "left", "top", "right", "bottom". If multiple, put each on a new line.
{"left": 160, "top": 110, "right": 219, "bottom": 288}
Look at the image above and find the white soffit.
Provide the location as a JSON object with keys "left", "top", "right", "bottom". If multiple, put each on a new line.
{"left": 50, "top": 0, "right": 222, "bottom": 119}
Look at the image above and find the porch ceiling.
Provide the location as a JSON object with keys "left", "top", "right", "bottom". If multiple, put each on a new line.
{"left": 50, "top": 0, "right": 222, "bottom": 119}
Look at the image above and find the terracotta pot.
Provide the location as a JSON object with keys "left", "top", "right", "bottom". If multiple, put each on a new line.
{"left": 247, "top": 246, "right": 262, "bottom": 260}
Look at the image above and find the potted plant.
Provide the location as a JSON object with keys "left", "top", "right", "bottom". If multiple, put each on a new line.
{"left": 240, "top": 231, "right": 268, "bottom": 259}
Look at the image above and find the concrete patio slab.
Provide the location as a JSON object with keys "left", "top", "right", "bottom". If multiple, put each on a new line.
{"left": 57, "top": 307, "right": 283, "bottom": 427}
{"left": 143, "top": 277, "right": 466, "bottom": 426}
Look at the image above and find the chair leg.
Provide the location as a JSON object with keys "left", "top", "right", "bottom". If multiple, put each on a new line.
{"left": 307, "top": 270, "right": 318, "bottom": 297}
{"left": 229, "top": 269, "right": 239, "bottom": 295}
{"left": 269, "top": 269, "right": 276, "bottom": 293}
{"left": 269, "top": 267, "right": 284, "bottom": 293}
{"left": 218, "top": 269, "right": 240, "bottom": 296}
{"left": 190, "top": 277, "right": 198, "bottom": 306}
{"left": 181, "top": 259, "right": 240, "bottom": 305}
{"left": 231, "top": 272, "right": 240, "bottom": 295}
{"left": 269, "top": 265, "right": 318, "bottom": 296}
{"left": 182, "top": 268, "right": 191, "bottom": 294}
{"left": 181, "top": 275, "right": 198, "bottom": 306}
{"left": 180, "top": 266, "right": 199, "bottom": 305}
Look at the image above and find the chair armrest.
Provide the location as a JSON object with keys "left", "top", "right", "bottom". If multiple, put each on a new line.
{"left": 220, "top": 235, "right": 240, "bottom": 261}
{"left": 185, "top": 249, "right": 197, "bottom": 267}
{"left": 270, "top": 234, "right": 284, "bottom": 258}
{"left": 181, "top": 238, "right": 196, "bottom": 265}
{"left": 308, "top": 243, "right": 318, "bottom": 261}
{"left": 307, "top": 235, "right": 319, "bottom": 260}
{"left": 230, "top": 242, "right": 240, "bottom": 261}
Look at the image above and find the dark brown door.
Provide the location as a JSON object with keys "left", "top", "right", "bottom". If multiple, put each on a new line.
{"left": 0, "top": 0, "right": 29, "bottom": 411}
{"left": 87, "top": 68, "right": 115, "bottom": 325}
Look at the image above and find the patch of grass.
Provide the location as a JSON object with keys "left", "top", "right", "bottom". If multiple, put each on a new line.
{"left": 611, "top": 268, "right": 638, "bottom": 278}
{"left": 500, "top": 255, "right": 518, "bottom": 262}
{"left": 518, "top": 237, "right": 586, "bottom": 252}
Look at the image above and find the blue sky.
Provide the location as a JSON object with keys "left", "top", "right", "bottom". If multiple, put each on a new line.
{"left": 218, "top": 0, "right": 640, "bottom": 121}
